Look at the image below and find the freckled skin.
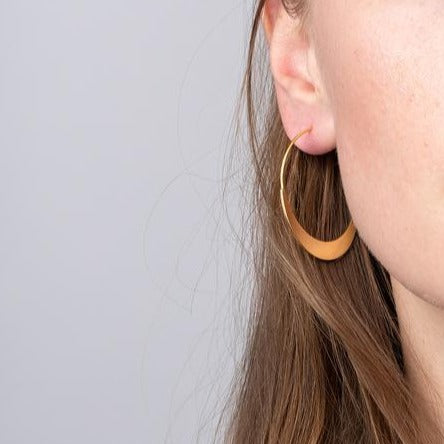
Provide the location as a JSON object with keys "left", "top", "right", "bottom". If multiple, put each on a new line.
{"left": 309, "top": 0, "right": 444, "bottom": 304}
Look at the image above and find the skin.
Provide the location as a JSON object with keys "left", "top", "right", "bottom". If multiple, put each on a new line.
{"left": 262, "top": 0, "right": 444, "bottom": 436}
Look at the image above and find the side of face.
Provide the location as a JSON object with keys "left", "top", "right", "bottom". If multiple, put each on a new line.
{"left": 311, "top": 0, "right": 444, "bottom": 305}
{"left": 263, "top": 0, "right": 444, "bottom": 305}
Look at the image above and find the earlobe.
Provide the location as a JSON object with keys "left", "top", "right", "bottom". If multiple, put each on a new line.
{"left": 261, "top": 0, "right": 336, "bottom": 155}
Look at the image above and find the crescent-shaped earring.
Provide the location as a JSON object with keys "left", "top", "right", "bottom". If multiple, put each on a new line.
{"left": 279, "top": 127, "right": 357, "bottom": 261}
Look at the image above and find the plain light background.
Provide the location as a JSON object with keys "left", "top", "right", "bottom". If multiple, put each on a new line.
{"left": 0, "top": 1, "right": 253, "bottom": 442}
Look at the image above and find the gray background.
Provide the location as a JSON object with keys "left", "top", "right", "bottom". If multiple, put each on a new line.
{"left": 0, "top": 1, "right": 251, "bottom": 442}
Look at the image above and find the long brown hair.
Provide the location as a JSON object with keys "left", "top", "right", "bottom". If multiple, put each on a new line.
{"left": 214, "top": 0, "right": 444, "bottom": 443}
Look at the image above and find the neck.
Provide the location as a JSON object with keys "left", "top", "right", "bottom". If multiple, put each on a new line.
{"left": 391, "top": 276, "right": 444, "bottom": 441}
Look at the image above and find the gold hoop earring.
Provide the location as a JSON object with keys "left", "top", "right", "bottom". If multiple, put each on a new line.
{"left": 279, "top": 127, "right": 357, "bottom": 261}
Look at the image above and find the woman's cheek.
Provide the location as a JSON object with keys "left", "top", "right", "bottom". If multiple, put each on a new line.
{"left": 312, "top": 1, "right": 444, "bottom": 301}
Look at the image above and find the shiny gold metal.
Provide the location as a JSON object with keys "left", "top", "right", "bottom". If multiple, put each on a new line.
{"left": 279, "top": 127, "right": 356, "bottom": 261}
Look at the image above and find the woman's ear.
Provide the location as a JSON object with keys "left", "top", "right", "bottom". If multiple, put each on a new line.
{"left": 261, "top": 0, "right": 336, "bottom": 155}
